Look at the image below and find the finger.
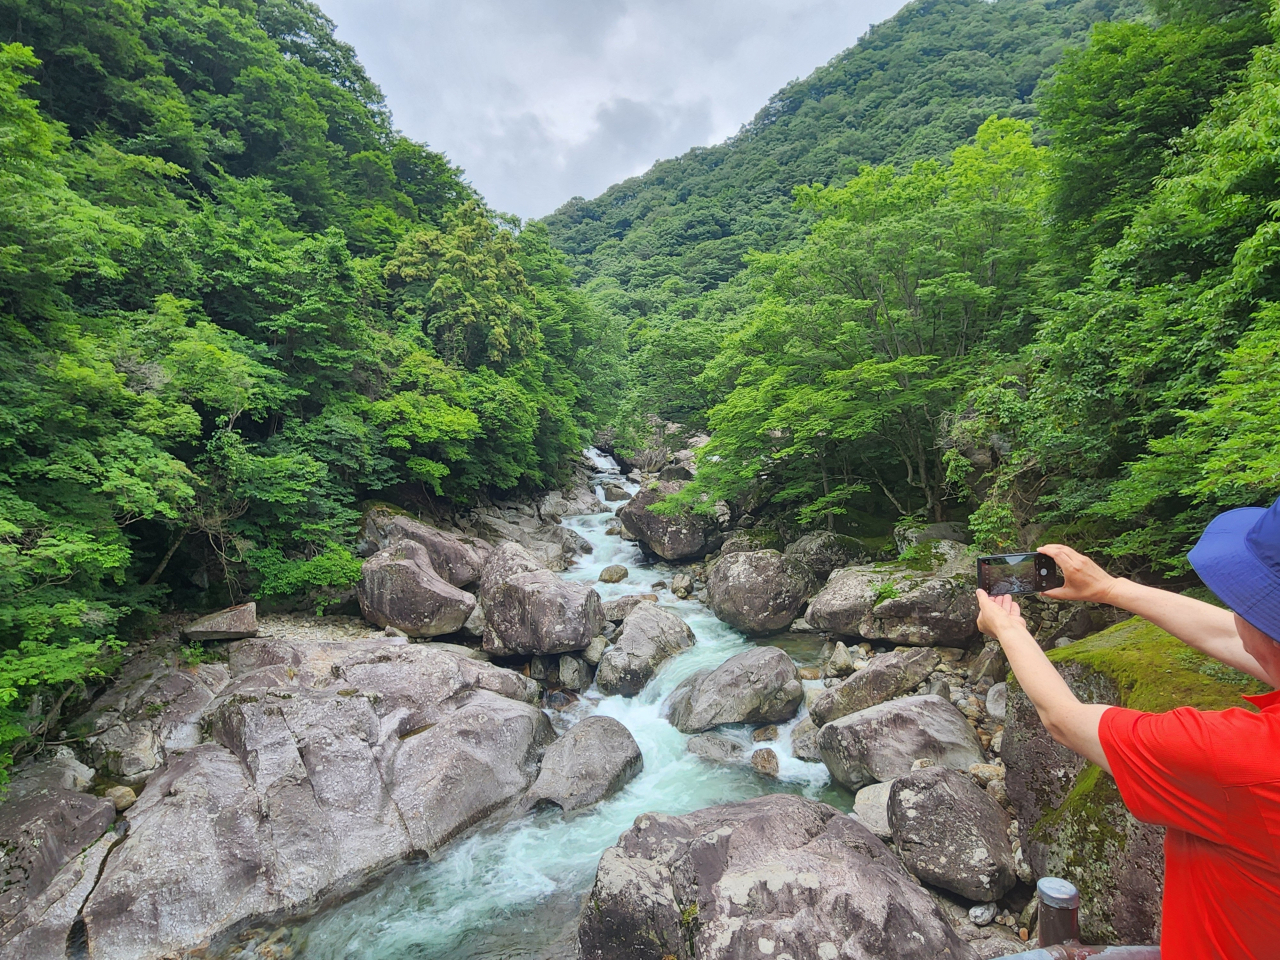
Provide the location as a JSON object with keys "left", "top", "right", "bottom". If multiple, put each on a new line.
{"left": 1041, "top": 587, "right": 1068, "bottom": 599}
{"left": 1010, "top": 598, "right": 1022, "bottom": 617}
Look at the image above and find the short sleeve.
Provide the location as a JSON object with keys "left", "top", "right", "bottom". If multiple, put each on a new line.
{"left": 1098, "top": 705, "right": 1236, "bottom": 846}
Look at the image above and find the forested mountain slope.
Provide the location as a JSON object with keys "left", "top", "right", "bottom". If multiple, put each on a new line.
{"left": 549, "top": 0, "right": 1277, "bottom": 587}
{"left": 0, "top": 0, "right": 619, "bottom": 767}
{"left": 543, "top": 0, "right": 1137, "bottom": 392}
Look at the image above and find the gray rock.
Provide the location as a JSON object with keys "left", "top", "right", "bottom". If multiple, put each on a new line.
{"left": 601, "top": 593, "right": 658, "bottom": 622}
{"left": 894, "top": 522, "right": 972, "bottom": 552}
{"left": 789, "top": 717, "right": 821, "bottom": 762}
{"left": 538, "top": 483, "right": 605, "bottom": 520}
{"left": 818, "top": 694, "right": 985, "bottom": 791}
{"left": 0, "top": 768, "right": 115, "bottom": 926}
{"left": 804, "top": 565, "right": 889, "bottom": 635}
{"left": 559, "top": 655, "right": 588, "bottom": 691}
{"left": 889, "top": 767, "right": 1016, "bottom": 901}
{"left": 357, "top": 540, "right": 476, "bottom": 637}
{"left": 663, "top": 647, "right": 803, "bottom": 733}
{"left": 470, "top": 512, "right": 587, "bottom": 572}
{"left": 784, "top": 531, "right": 872, "bottom": 579}
{"left": 598, "top": 564, "right": 628, "bottom": 583}
{"left": 582, "top": 635, "right": 608, "bottom": 665}
{"left": 853, "top": 779, "right": 895, "bottom": 840}
{"left": 617, "top": 481, "right": 720, "bottom": 561}
{"left": 986, "top": 681, "right": 1008, "bottom": 720}
{"left": 82, "top": 641, "right": 550, "bottom": 960}
{"left": 0, "top": 829, "right": 119, "bottom": 960}
{"left": 969, "top": 642, "right": 1008, "bottom": 685}
{"left": 595, "top": 602, "right": 695, "bottom": 697}
{"left": 969, "top": 902, "right": 998, "bottom": 926}
{"left": 751, "top": 747, "right": 780, "bottom": 778}
{"left": 860, "top": 575, "right": 979, "bottom": 646}
{"left": 810, "top": 647, "right": 941, "bottom": 726}
{"left": 105, "top": 785, "right": 136, "bottom": 811}
{"left": 670, "top": 572, "right": 693, "bottom": 598}
{"left": 460, "top": 602, "right": 486, "bottom": 638}
{"left": 686, "top": 733, "right": 746, "bottom": 765}
{"left": 525, "top": 716, "right": 643, "bottom": 812}
{"left": 578, "top": 793, "right": 977, "bottom": 960}
{"left": 706, "top": 549, "right": 815, "bottom": 635}
{"left": 181, "top": 602, "right": 258, "bottom": 642}
{"left": 481, "top": 549, "right": 604, "bottom": 656}
{"left": 822, "top": 639, "right": 857, "bottom": 679}
{"left": 360, "top": 509, "right": 490, "bottom": 587}
{"left": 602, "top": 482, "right": 630, "bottom": 502}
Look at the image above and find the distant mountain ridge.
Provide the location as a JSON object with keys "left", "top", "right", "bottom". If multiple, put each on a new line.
{"left": 544, "top": 0, "right": 1138, "bottom": 302}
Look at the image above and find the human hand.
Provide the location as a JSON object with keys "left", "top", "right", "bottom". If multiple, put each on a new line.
{"left": 1036, "top": 544, "right": 1119, "bottom": 604}
{"left": 976, "top": 589, "right": 1029, "bottom": 641}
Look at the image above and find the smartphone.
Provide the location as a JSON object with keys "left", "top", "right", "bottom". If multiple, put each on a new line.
{"left": 976, "top": 553, "right": 1064, "bottom": 596}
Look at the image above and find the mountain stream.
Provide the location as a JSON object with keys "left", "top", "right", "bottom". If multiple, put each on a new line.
{"left": 294, "top": 450, "right": 846, "bottom": 960}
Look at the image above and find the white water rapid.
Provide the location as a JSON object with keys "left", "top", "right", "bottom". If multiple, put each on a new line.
{"left": 293, "top": 450, "right": 844, "bottom": 960}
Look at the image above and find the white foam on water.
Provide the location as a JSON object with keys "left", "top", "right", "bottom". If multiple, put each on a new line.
{"left": 293, "top": 452, "right": 836, "bottom": 960}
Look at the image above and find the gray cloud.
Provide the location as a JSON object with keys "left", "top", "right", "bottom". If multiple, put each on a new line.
{"left": 317, "top": 0, "right": 905, "bottom": 218}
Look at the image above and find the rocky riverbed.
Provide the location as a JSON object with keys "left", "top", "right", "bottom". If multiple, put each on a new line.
{"left": 2, "top": 446, "right": 1192, "bottom": 960}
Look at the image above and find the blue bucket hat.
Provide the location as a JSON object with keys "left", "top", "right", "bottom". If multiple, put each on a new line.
{"left": 1188, "top": 497, "right": 1280, "bottom": 642}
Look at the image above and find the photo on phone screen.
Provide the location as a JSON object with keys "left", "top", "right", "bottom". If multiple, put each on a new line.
{"left": 977, "top": 553, "right": 1040, "bottom": 596}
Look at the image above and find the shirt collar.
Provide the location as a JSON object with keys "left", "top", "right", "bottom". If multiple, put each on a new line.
{"left": 1242, "top": 690, "right": 1280, "bottom": 711}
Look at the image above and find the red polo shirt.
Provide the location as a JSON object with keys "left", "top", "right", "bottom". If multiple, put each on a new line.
{"left": 1099, "top": 691, "right": 1280, "bottom": 958}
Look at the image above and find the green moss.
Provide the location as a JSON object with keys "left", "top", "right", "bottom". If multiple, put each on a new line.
{"left": 1047, "top": 616, "right": 1269, "bottom": 713}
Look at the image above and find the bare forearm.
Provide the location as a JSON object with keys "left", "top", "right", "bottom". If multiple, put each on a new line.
{"left": 995, "top": 626, "right": 1112, "bottom": 773}
{"left": 1104, "top": 579, "right": 1267, "bottom": 680}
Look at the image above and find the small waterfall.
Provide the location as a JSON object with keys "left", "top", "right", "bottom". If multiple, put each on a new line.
{"left": 294, "top": 451, "right": 835, "bottom": 960}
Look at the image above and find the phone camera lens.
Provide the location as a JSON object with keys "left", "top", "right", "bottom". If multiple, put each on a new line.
{"left": 1040, "top": 568, "right": 1048, "bottom": 576}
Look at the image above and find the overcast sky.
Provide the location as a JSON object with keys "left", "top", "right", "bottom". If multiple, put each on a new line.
{"left": 316, "top": 0, "right": 905, "bottom": 219}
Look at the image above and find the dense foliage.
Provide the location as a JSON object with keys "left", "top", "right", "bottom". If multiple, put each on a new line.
{"left": 560, "top": 0, "right": 1280, "bottom": 580}
{"left": 544, "top": 0, "right": 1140, "bottom": 428}
{"left": 0, "top": 0, "right": 619, "bottom": 772}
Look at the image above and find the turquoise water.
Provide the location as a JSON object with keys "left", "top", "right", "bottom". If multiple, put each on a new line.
{"left": 293, "top": 452, "right": 838, "bottom": 960}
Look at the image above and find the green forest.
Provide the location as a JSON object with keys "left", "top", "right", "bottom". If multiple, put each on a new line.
{"left": 0, "top": 0, "right": 621, "bottom": 766}
{"left": 549, "top": 0, "right": 1279, "bottom": 575}
{"left": 2, "top": 0, "right": 1279, "bottom": 778}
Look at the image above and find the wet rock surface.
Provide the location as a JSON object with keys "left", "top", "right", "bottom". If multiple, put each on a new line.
{"left": 578, "top": 793, "right": 978, "bottom": 960}
{"left": 181, "top": 602, "right": 259, "bottom": 642}
{"left": 706, "top": 549, "right": 816, "bottom": 635}
{"left": 595, "top": 601, "right": 696, "bottom": 697}
{"left": 524, "top": 716, "right": 643, "bottom": 812}
{"left": 663, "top": 646, "right": 803, "bottom": 733}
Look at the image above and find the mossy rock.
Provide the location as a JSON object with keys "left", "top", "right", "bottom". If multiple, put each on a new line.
{"left": 720, "top": 528, "right": 786, "bottom": 555}
{"left": 1046, "top": 615, "right": 1268, "bottom": 713}
{"left": 1006, "top": 616, "right": 1266, "bottom": 945}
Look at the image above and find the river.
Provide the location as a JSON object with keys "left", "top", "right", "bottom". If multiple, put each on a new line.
{"left": 293, "top": 450, "right": 846, "bottom": 960}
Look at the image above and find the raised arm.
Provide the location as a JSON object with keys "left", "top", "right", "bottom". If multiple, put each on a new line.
{"left": 1036, "top": 543, "right": 1270, "bottom": 683}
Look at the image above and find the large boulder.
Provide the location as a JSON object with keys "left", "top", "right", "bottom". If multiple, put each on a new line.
{"left": 860, "top": 575, "right": 979, "bottom": 646}
{"left": 578, "top": 793, "right": 977, "bottom": 960}
{"left": 1000, "top": 617, "right": 1261, "bottom": 944}
{"left": 360, "top": 508, "right": 491, "bottom": 587}
{"left": 181, "top": 602, "right": 258, "bottom": 642}
{"left": 894, "top": 522, "right": 972, "bottom": 552}
{"left": 706, "top": 549, "right": 816, "bottom": 635}
{"left": 469, "top": 510, "right": 588, "bottom": 572}
{"left": 524, "top": 716, "right": 643, "bottom": 812}
{"left": 663, "top": 646, "right": 803, "bottom": 733}
{"left": 889, "top": 767, "right": 1016, "bottom": 902}
{"left": 804, "top": 557, "right": 978, "bottom": 646}
{"left": 481, "top": 565, "right": 604, "bottom": 657}
{"left": 617, "top": 481, "right": 720, "bottom": 561}
{"left": 595, "top": 602, "right": 695, "bottom": 697}
{"left": 79, "top": 642, "right": 551, "bottom": 960}
{"left": 784, "top": 531, "right": 872, "bottom": 579}
{"left": 810, "top": 647, "right": 940, "bottom": 727}
{"left": 602, "top": 593, "right": 658, "bottom": 622}
{"left": 818, "top": 694, "right": 984, "bottom": 791}
{"left": 357, "top": 540, "right": 476, "bottom": 637}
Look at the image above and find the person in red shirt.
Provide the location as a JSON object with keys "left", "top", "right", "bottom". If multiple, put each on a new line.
{"left": 975, "top": 500, "right": 1280, "bottom": 959}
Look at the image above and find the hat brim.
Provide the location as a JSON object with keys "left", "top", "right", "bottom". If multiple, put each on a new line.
{"left": 1188, "top": 507, "right": 1280, "bottom": 641}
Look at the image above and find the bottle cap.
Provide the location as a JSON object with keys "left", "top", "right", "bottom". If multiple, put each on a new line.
{"left": 1037, "top": 876, "right": 1080, "bottom": 909}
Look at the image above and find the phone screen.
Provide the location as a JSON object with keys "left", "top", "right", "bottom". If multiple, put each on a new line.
{"left": 978, "top": 553, "right": 1039, "bottom": 596}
